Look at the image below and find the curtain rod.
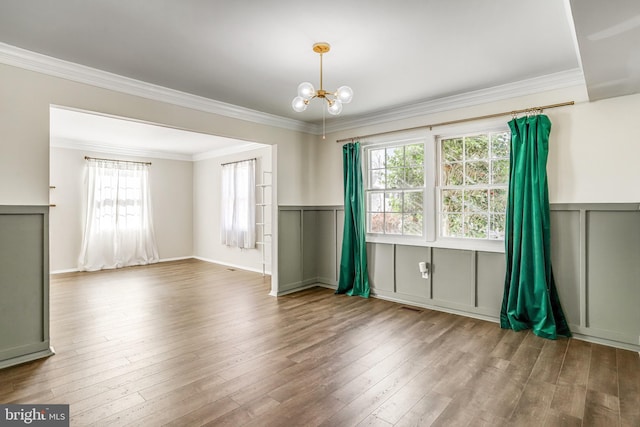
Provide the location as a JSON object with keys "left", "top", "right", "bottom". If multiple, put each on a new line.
{"left": 84, "top": 156, "right": 151, "bottom": 166}
{"left": 221, "top": 157, "right": 257, "bottom": 166}
{"left": 336, "top": 101, "right": 575, "bottom": 143}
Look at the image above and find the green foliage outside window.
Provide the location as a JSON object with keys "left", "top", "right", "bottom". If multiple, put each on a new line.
{"left": 440, "top": 131, "right": 509, "bottom": 240}
{"left": 366, "top": 143, "right": 425, "bottom": 236}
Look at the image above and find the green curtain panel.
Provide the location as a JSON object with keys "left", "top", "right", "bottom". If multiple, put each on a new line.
{"left": 500, "top": 114, "right": 571, "bottom": 339}
{"left": 337, "top": 142, "right": 370, "bottom": 298}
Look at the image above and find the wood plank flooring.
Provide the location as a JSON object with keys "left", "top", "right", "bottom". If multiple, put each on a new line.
{"left": 1, "top": 259, "right": 638, "bottom": 426}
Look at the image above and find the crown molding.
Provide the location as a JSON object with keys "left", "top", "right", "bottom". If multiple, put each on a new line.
{"left": 323, "top": 68, "right": 586, "bottom": 134}
{"left": 51, "top": 137, "right": 266, "bottom": 162}
{"left": 192, "top": 142, "right": 266, "bottom": 161}
{"left": 0, "top": 42, "right": 315, "bottom": 134}
{"left": 51, "top": 138, "right": 193, "bottom": 161}
{"left": 0, "top": 42, "right": 585, "bottom": 138}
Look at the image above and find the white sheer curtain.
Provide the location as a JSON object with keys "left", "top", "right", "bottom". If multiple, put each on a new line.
{"left": 220, "top": 159, "right": 256, "bottom": 248}
{"left": 78, "top": 159, "right": 159, "bottom": 271}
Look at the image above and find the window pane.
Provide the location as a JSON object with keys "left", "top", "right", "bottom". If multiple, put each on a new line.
{"left": 438, "top": 130, "right": 510, "bottom": 241}
{"left": 490, "top": 189, "right": 507, "bottom": 213}
{"left": 465, "top": 161, "right": 489, "bottom": 185}
{"left": 490, "top": 214, "right": 506, "bottom": 239}
{"left": 465, "top": 135, "right": 489, "bottom": 159}
{"left": 368, "top": 213, "right": 384, "bottom": 233}
{"left": 366, "top": 141, "right": 427, "bottom": 236}
{"left": 442, "top": 213, "right": 463, "bottom": 237}
{"left": 442, "top": 138, "right": 463, "bottom": 162}
{"left": 403, "top": 213, "right": 423, "bottom": 236}
{"left": 405, "top": 144, "right": 424, "bottom": 166}
{"left": 404, "top": 191, "right": 423, "bottom": 212}
{"left": 465, "top": 189, "right": 489, "bottom": 212}
{"left": 464, "top": 214, "right": 488, "bottom": 239}
{"left": 491, "top": 132, "right": 510, "bottom": 158}
{"left": 385, "top": 213, "right": 402, "bottom": 234}
{"left": 386, "top": 168, "right": 405, "bottom": 189}
{"left": 385, "top": 192, "right": 402, "bottom": 212}
{"left": 370, "top": 149, "right": 385, "bottom": 169}
{"left": 491, "top": 159, "right": 509, "bottom": 184}
{"left": 442, "top": 189, "right": 463, "bottom": 212}
{"left": 406, "top": 167, "right": 424, "bottom": 187}
{"left": 368, "top": 192, "right": 384, "bottom": 212}
{"left": 370, "top": 170, "right": 385, "bottom": 189}
{"left": 386, "top": 147, "right": 404, "bottom": 167}
{"left": 442, "top": 162, "right": 464, "bottom": 186}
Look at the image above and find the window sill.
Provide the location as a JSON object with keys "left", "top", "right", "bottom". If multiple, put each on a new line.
{"left": 366, "top": 235, "right": 505, "bottom": 253}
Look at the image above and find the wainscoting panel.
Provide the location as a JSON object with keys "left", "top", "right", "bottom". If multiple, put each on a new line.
{"left": 305, "top": 209, "right": 337, "bottom": 285}
{"left": 395, "top": 245, "right": 430, "bottom": 298}
{"left": 476, "top": 251, "right": 506, "bottom": 315}
{"left": 302, "top": 210, "right": 318, "bottom": 281}
{"left": 277, "top": 209, "right": 303, "bottom": 292}
{"left": 336, "top": 210, "right": 344, "bottom": 283}
{"left": 549, "top": 210, "right": 582, "bottom": 327}
{"left": 585, "top": 209, "right": 640, "bottom": 344}
{"left": 366, "top": 243, "right": 394, "bottom": 292}
{"left": 432, "top": 248, "right": 474, "bottom": 308}
{"left": 0, "top": 205, "right": 53, "bottom": 369}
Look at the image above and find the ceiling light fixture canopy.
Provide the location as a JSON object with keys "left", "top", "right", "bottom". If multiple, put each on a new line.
{"left": 292, "top": 42, "right": 353, "bottom": 116}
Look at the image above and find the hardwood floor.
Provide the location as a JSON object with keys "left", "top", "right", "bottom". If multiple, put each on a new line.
{"left": 1, "top": 259, "right": 638, "bottom": 426}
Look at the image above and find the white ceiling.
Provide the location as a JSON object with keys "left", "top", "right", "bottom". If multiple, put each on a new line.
{"left": 1, "top": 1, "right": 639, "bottom": 156}
{"left": 570, "top": 0, "right": 640, "bottom": 101}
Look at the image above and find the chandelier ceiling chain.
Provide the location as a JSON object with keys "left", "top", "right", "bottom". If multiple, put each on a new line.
{"left": 292, "top": 42, "right": 353, "bottom": 116}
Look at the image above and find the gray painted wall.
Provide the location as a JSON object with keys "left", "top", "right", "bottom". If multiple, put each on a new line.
{"left": 278, "top": 203, "right": 640, "bottom": 351}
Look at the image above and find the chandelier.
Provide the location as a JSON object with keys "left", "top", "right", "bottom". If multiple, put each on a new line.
{"left": 291, "top": 42, "right": 353, "bottom": 116}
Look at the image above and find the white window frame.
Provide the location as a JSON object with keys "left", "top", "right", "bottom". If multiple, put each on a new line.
{"left": 363, "top": 130, "right": 436, "bottom": 245}
{"left": 435, "top": 119, "right": 509, "bottom": 252}
{"left": 361, "top": 119, "right": 508, "bottom": 253}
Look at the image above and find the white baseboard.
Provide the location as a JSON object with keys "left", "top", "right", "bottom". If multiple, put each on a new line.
{"left": 0, "top": 346, "right": 55, "bottom": 370}
{"left": 370, "top": 292, "right": 499, "bottom": 324}
{"left": 193, "top": 256, "right": 270, "bottom": 275}
{"left": 158, "top": 256, "right": 193, "bottom": 263}
{"left": 50, "top": 256, "right": 195, "bottom": 275}
{"left": 50, "top": 268, "right": 79, "bottom": 275}
{"left": 270, "top": 280, "right": 336, "bottom": 297}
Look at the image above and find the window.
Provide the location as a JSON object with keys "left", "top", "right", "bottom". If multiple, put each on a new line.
{"left": 221, "top": 159, "right": 256, "bottom": 248}
{"left": 365, "top": 142, "right": 425, "bottom": 236}
{"left": 438, "top": 130, "right": 510, "bottom": 240}
{"left": 78, "top": 159, "right": 159, "bottom": 271}
{"left": 362, "top": 122, "right": 510, "bottom": 250}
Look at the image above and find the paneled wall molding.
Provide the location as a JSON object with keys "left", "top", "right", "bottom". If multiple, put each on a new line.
{"left": 0, "top": 205, "right": 54, "bottom": 369}
{"left": 277, "top": 206, "right": 342, "bottom": 295}
{"left": 279, "top": 203, "right": 640, "bottom": 352}
{"left": 550, "top": 203, "right": 640, "bottom": 351}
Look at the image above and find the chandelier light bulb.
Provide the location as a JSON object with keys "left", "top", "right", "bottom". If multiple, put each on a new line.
{"left": 292, "top": 96, "right": 308, "bottom": 112}
{"left": 336, "top": 86, "right": 353, "bottom": 104}
{"left": 327, "top": 99, "right": 343, "bottom": 115}
{"left": 297, "top": 82, "right": 315, "bottom": 100}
